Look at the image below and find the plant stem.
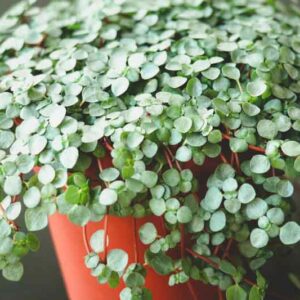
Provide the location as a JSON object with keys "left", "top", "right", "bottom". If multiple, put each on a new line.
{"left": 0, "top": 203, "right": 18, "bottom": 231}
{"left": 222, "top": 133, "right": 265, "bottom": 154}
{"left": 82, "top": 225, "right": 91, "bottom": 254}
{"left": 132, "top": 217, "right": 139, "bottom": 263}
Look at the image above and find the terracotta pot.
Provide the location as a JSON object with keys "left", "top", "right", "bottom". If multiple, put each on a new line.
{"left": 39, "top": 151, "right": 218, "bottom": 299}
{"left": 48, "top": 214, "right": 217, "bottom": 300}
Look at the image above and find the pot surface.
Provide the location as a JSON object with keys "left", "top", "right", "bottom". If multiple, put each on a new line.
{"left": 49, "top": 213, "right": 217, "bottom": 300}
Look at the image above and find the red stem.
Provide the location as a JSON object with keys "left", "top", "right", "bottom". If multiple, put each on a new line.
{"left": 222, "top": 238, "right": 233, "bottom": 259}
{"left": 218, "top": 289, "right": 224, "bottom": 300}
{"left": 132, "top": 218, "right": 139, "bottom": 263}
{"left": 233, "top": 153, "right": 240, "bottom": 172}
{"left": 103, "top": 138, "right": 113, "bottom": 152}
{"left": 186, "top": 248, "right": 255, "bottom": 287}
{"left": 220, "top": 154, "right": 228, "bottom": 164}
{"left": 82, "top": 225, "right": 91, "bottom": 254}
{"left": 186, "top": 248, "right": 219, "bottom": 269}
{"left": 103, "top": 215, "right": 109, "bottom": 263}
{"left": 222, "top": 134, "right": 265, "bottom": 154}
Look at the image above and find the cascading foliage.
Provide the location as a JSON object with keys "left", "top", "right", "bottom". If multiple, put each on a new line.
{"left": 0, "top": 0, "right": 300, "bottom": 299}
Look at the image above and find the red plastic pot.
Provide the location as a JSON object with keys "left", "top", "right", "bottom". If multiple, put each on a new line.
{"left": 49, "top": 214, "right": 217, "bottom": 300}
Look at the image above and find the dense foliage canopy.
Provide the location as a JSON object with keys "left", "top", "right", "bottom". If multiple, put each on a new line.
{"left": 0, "top": 0, "right": 300, "bottom": 299}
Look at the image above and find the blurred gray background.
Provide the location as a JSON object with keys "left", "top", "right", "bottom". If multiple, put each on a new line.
{"left": 0, "top": 2, "right": 67, "bottom": 300}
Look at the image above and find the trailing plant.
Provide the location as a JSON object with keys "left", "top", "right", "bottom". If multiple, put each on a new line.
{"left": 0, "top": 0, "right": 300, "bottom": 299}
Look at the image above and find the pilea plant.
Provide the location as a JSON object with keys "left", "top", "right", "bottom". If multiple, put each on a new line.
{"left": 0, "top": 0, "right": 300, "bottom": 299}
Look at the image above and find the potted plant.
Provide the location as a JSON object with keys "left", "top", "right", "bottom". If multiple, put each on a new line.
{"left": 1, "top": 0, "right": 300, "bottom": 299}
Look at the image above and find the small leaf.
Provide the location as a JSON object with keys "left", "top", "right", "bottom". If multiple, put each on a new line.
{"left": 238, "top": 183, "right": 256, "bottom": 204}
{"left": 25, "top": 208, "right": 48, "bottom": 231}
{"left": 247, "top": 79, "right": 267, "bottom": 97}
{"left": 279, "top": 222, "right": 300, "bottom": 245}
{"left": 177, "top": 206, "right": 193, "bottom": 223}
{"left": 139, "top": 222, "right": 157, "bottom": 245}
{"left": 4, "top": 176, "right": 22, "bottom": 196}
{"left": 107, "top": 249, "right": 128, "bottom": 272}
{"left": 222, "top": 64, "right": 240, "bottom": 80}
{"left": 226, "top": 285, "right": 247, "bottom": 300}
{"left": 2, "top": 262, "right": 24, "bottom": 282}
{"left": 186, "top": 77, "right": 202, "bottom": 97}
{"left": 141, "top": 63, "right": 159, "bottom": 80}
{"left": 250, "top": 228, "right": 269, "bottom": 248}
{"left": 99, "top": 188, "right": 118, "bottom": 205}
{"left": 90, "top": 230, "right": 105, "bottom": 253}
{"left": 59, "top": 147, "right": 79, "bottom": 169}
{"left": 281, "top": 141, "right": 300, "bottom": 157}
{"left": 250, "top": 155, "right": 270, "bottom": 174}
{"left": 111, "top": 77, "right": 129, "bottom": 97}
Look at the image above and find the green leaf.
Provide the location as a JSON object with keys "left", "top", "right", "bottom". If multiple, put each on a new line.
{"left": 277, "top": 180, "right": 294, "bottom": 197}
{"left": 294, "top": 157, "right": 300, "bottom": 172}
{"left": 146, "top": 251, "right": 173, "bottom": 275}
{"left": 202, "top": 187, "right": 223, "bottom": 211}
{"left": 0, "top": 92, "right": 12, "bottom": 109}
{"left": 2, "top": 262, "right": 24, "bottom": 282}
{"left": 108, "top": 271, "right": 120, "bottom": 288}
{"left": 249, "top": 286, "right": 262, "bottom": 300}
{"left": 25, "top": 208, "right": 48, "bottom": 231}
{"left": 28, "top": 135, "right": 47, "bottom": 155}
{"left": 209, "top": 211, "right": 226, "bottom": 232}
{"left": 163, "top": 169, "right": 180, "bottom": 187}
{"left": 238, "top": 183, "right": 256, "bottom": 204}
{"left": 141, "top": 63, "right": 159, "bottom": 80}
{"left": 217, "top": 42, "right": 238, "bottom": 52}
{"left": 149, "top": 198, "right": 166, "bottom": 216}
{"left": 90, "top": 230, "right": 105, "bottom": 253}
{"left": 220, "top": 260, "right": 237, "bottom": 276}
{"left": 250, "top": 155, "right": 270, "bottom": 174}
{"left": 140, "top": 171, "right": 158, "bottom": 188}
{"left": 257, "top": 120, "right": 278, "bottom": 139}
{"left": 68, "top": 206, "right": 91, "bottom": 226}
{"left": 174, "top": 116, "right": 192, "bottom": 133}
{"left": 139, "top": 222, "right": 157, "bottom": 245}
{"left": 4, "top": 176, "right": 22, "bottom": 196}
{"left": 99, "top": 188, "right": 118, "bottom": 205}
{"left": 59, "top": 147, "right": 79, "bottom": 169}
{"left": 107, "top": 249, "right": 128, "bottom": 272}
{"left": 229, "top": 138, "right": 248, "bottom": 153}
{"left": 0, "top": 237, "right": 13, "bottom": 255}
{"left": 175, "top": 146, "right": 192, "bottom": 162}
{"left": 111, "top": 77, "right": 129, "bottom": 96}
{"left": 247, "top": 79, "right": 267, "bottom": 97}
{"left": 38, "top": 165, "right": 55, "bottom": 185}
{"left": 27, "top": 233, "right": 40, "bottom": 252}
{"left": 168, "top": 76, "right": 187, "bottom": 88}
{"left": 127, "top": 132, "right": 144, "bottom": 149}
{"left": 100, "top": 168, "right": 120, "bottom": 182}
{"left": 281, "top": 141, "right": 300, "bottom": 157}
{"left": 142, "top": 140, "right": 158, "bottom": 158}
{"left": 242, "top": 103, "right": 261, "bottom": 117}
{"left": 124, "top": 272, "right": 145, "bottom": 288}
{"left": 193, "top": 59, "right": 211, "bottom": 72}
{"left": 177, "top": 206, "right": 193, "bottom": 223}
{"left": 222, "top": 64, "right": 240, "bottom": 80}
{"left": 186, "top": 77, "right": 202, "bottom": 97}
{"left": 279, "top": 222, "right": 300, "bottom": 245}
{"left": 250, "top": 228, "right": 269, "bottom": 248}
{"left": 226, "top": 285, "right": 247, "bottom": 300}
{"left": 65, "top": 185, "right": 81, "bottom": 204}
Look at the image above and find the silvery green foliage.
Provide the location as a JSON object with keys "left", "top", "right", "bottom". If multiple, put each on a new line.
{"left": 0, "top": 0, "right": 300, "bottom": 298}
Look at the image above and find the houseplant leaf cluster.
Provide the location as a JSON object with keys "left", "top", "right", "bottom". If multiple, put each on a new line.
{"left": 0, "top": 0, "right": 300, "bottom": 299}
